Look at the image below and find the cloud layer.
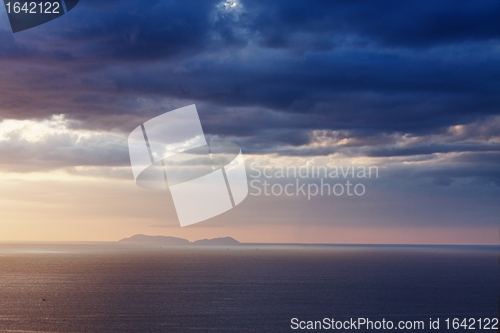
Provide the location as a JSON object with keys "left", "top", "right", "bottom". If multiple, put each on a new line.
{"left": 0, "top": 0, "right": 499, "bottom": 186}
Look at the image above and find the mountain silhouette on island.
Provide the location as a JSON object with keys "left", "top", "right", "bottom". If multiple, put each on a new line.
{"left": 119, "top": 234, "right": 190, "bottom": 244}
{"left": 193, "top": 237, "right": 240, "bottom": 245}
{"left": 119, "top": 234, "right": 240, "bottom": 245}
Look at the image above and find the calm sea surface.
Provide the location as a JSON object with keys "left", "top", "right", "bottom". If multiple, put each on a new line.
{"left": 0, "top": 243, "right": 498, "bottom": 332}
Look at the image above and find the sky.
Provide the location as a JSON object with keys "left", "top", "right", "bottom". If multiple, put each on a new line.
{"left": 0, "top": 0, "right": 499, "bottom": 244}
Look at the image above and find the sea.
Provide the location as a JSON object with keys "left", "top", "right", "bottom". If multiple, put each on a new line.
{"left": 0, "top": 243, "right": 498, "bottom": 332}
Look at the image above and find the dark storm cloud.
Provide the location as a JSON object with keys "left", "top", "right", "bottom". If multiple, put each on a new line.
{"left": 0, "top": 0, "right": 499, "bottom": 174}
{"left": 245, "top": 0, "right": 500, "bottom": 49}
{"left": 17, "top": 0, "right": 500, "bottom": 61}
{"left": 64, "top": 0, "right": 220, "bottom": 61}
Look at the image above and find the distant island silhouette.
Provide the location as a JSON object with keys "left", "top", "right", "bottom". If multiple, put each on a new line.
{"left": 193, "top": 237, "right": 240, "bottom": 245}
{"left": 119, "top": 234, "right": 240, "bottom": 245}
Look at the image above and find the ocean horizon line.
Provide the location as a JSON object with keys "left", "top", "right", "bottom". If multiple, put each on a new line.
{"left": 0, "top": 240, "right": 498, "bottom": 248}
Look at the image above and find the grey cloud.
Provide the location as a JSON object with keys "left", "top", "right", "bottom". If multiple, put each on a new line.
{"left": 0, "top": 130, "right": 129, "bottom": 172}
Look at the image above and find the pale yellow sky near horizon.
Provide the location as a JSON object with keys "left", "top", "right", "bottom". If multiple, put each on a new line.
{"left": 0, "top": 170, "right": 498, "bottom": 245}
